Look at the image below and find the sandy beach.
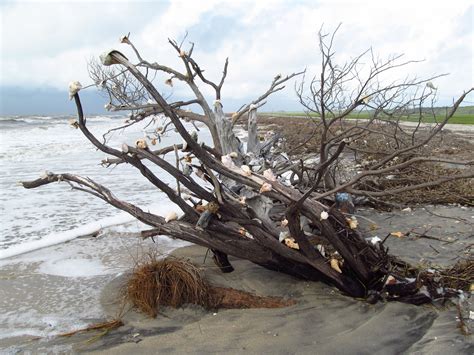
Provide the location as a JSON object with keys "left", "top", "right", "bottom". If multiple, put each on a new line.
{"left": 1, "top": 205, "right": 472, "bottom": 354}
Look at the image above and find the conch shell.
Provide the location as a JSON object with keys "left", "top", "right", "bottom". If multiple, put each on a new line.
{"left": 284, "top": 238, "right": 299, "bottom": 250}
{"left": 241, "top": 165, "right": 252, "bottom": 176}
{"left": 136, "top": 138, "right": 148, "bottom": 149}
{"left": 330, "top": 258, "right": 342, "bottom": 273}
{"left": 263, "top": 169, "right": 276, "bottom": 181}
{"left": 165, "top": 211, "right": 178, "bottom": 223}
{"left": 68, "top": 81, "right": 82, "bottom": 100}
{"left": 347, "top": 217, "right": 358, "bottom": 229}
{"left": 259, "top": 182, "right": 272, "bottom": 193}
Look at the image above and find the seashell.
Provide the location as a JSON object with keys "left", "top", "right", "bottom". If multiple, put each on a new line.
{"left": 426, "top": 82, "right": 437, "bottom": 90}
{"left": 213, "top": 99, "right": 222, "bottom": 108}
{"left": 238, "top": 196, "right": 246, "bottom": 205}
{"left": 181, "top": 193, "right": 191, "bottom": 201}
{"left": 221, "top": 155, "right": 236, "bottom": 169}
{"left": 99, "top": 49, "right": 127, "bottom": 66}
{"left": 136, "top": 138, "right": 148, "bottom": 149}
{"left": 281, "top": 219, "right": 288, "bottom": 227}
{"left": 259, "top": 182, "right": 272, "bottom": 193}
{"left": 284, "top": 238, "right": 299, "bottom": 250}
{"left": 279, "top": 231, "right": 290, "bottom": 242}
{"left": 41, "top": 171, "right": 53, "bottom": 179}
{"left": 165, "top": 78, "right": 173, "bottom": 87}
{"left": 182, "top": 164, "right": 192, "bottom": 176}
{"left": 120, "top": 35, "right": 130, "bottom": 44}
{"left": 238, "top": 227, "right": 247, "bottom": 236}
{"left": 369, "top": 236, "right": 381, "bottom": 245}
{"left": 263, "top": 169, "right": 276, "bottom": 181}
{"left": 165, "top": 211, "right": 178, "bottom": 223}
{"left": 241, "top": 165, "right": 252, "bottom": 176}
{"left": 330, "top": 259, "right": 342, "bottom": 273}
{"left": 320, "top": 211, "right": 329, "bottom": 220}
{"left": 390, "top": 231, "right": 404, "bottom": 238}
{"left": 195, "top": 204, "right": 206, "bottom": 213}
{"left": 183, "top": 155, "right": 192, "bottom": 163}
{"left": 347, "top": 217, "right": 358, "bottom": 229}
{"left": 179, "top": 50, "right": 187, "bottom": 57}
{"left": 229, "top": 151, "right": 238, "bottom": 158}
{"left": 361, "top": 95, "right": 371, "bottom": 104}
{"left": 385, "top": 275, "right": 397, "bottom": 286}
{"left": 121, "top": 143, "right": 129, "bottom": 153}
{"left": 68, "top": 119, "right": 79, "bottom": 129}
{"left": 68, "top": 81, "right": 82, "bottom": 100}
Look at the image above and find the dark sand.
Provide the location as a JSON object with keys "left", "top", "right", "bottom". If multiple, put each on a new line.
{"left": 1, "top": 206, "right": 472, "bottom": 354}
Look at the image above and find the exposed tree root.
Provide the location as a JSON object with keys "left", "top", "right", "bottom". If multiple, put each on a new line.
{"left": 125, "top": 255, "right": 295, "bottom": 317}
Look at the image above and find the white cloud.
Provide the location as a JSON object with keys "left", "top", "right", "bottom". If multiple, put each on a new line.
{"left": 0, "top": 0, "right": 472, "bottom": 108}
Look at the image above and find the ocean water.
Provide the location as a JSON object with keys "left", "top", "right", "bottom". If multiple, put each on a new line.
{"left": 0, "top": 114, "right": 211, "bottom": 342}
{"left": 0, "top": 114, "right": 213, "bottom": 257}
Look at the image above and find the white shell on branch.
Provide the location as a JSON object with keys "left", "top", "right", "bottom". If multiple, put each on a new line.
{"left": 229, "top": 151, "right": 238, "bottom": 158}
{"left": 99, "top": 49, "right": 127, "bottom": 66}
{"left": 263, "top": 169, "right": 276, "bottom": 181}
{"left": 68, "top": 81, "right": 82, "bottom": 100}
{"left": 426, "top": 82, "right": 437, "bottom": 90}
{"left": 361, "top": 95, "right": 371, "bottom": 104}
{"left": 320, "top": 211, "right": 329, "bottom": 220}
{"left": 68, "top": 119, "right": 79, "bottom": 129}
{"left": 281, "top": 218, "right": 288, "bottom": 227}
{"left": 165, "top": 211, "right": 178, "bottom": 223}
{"left": 221, "top": 154, "right": 236, "bottom": 169}
{"left": 259, "top": 183, "right": 272, "bottom": 193}
{"left": 135, "top": 139, "right": 148, "bottom": 149}
{"left": 240, "top": 165, "right": 252, "bottom": 176}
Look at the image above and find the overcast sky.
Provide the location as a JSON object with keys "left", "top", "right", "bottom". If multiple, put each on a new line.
{"left": 0, "top": 0, "right": 472, "bottom": 115}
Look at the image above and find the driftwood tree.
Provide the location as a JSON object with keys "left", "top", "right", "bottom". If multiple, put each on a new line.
{"left": 22, "top": 29, "right": 473, "bottom": 304}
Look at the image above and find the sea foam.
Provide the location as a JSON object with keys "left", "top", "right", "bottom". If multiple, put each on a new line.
{"left": 0, "top": 202, "right": 183, "bottom": 260}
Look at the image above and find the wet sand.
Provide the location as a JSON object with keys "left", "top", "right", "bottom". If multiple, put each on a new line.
{"left": 1, "top": 206, "right": 472, "bottom": 354}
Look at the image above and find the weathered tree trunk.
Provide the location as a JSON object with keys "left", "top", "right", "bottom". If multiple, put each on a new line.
{"left": 246, "top": 105, "right": 260, "bottom": 155}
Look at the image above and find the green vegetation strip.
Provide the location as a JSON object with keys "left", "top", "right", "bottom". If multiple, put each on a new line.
{"left": 261, "top": 106, "right": 474, "bottom": 125}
